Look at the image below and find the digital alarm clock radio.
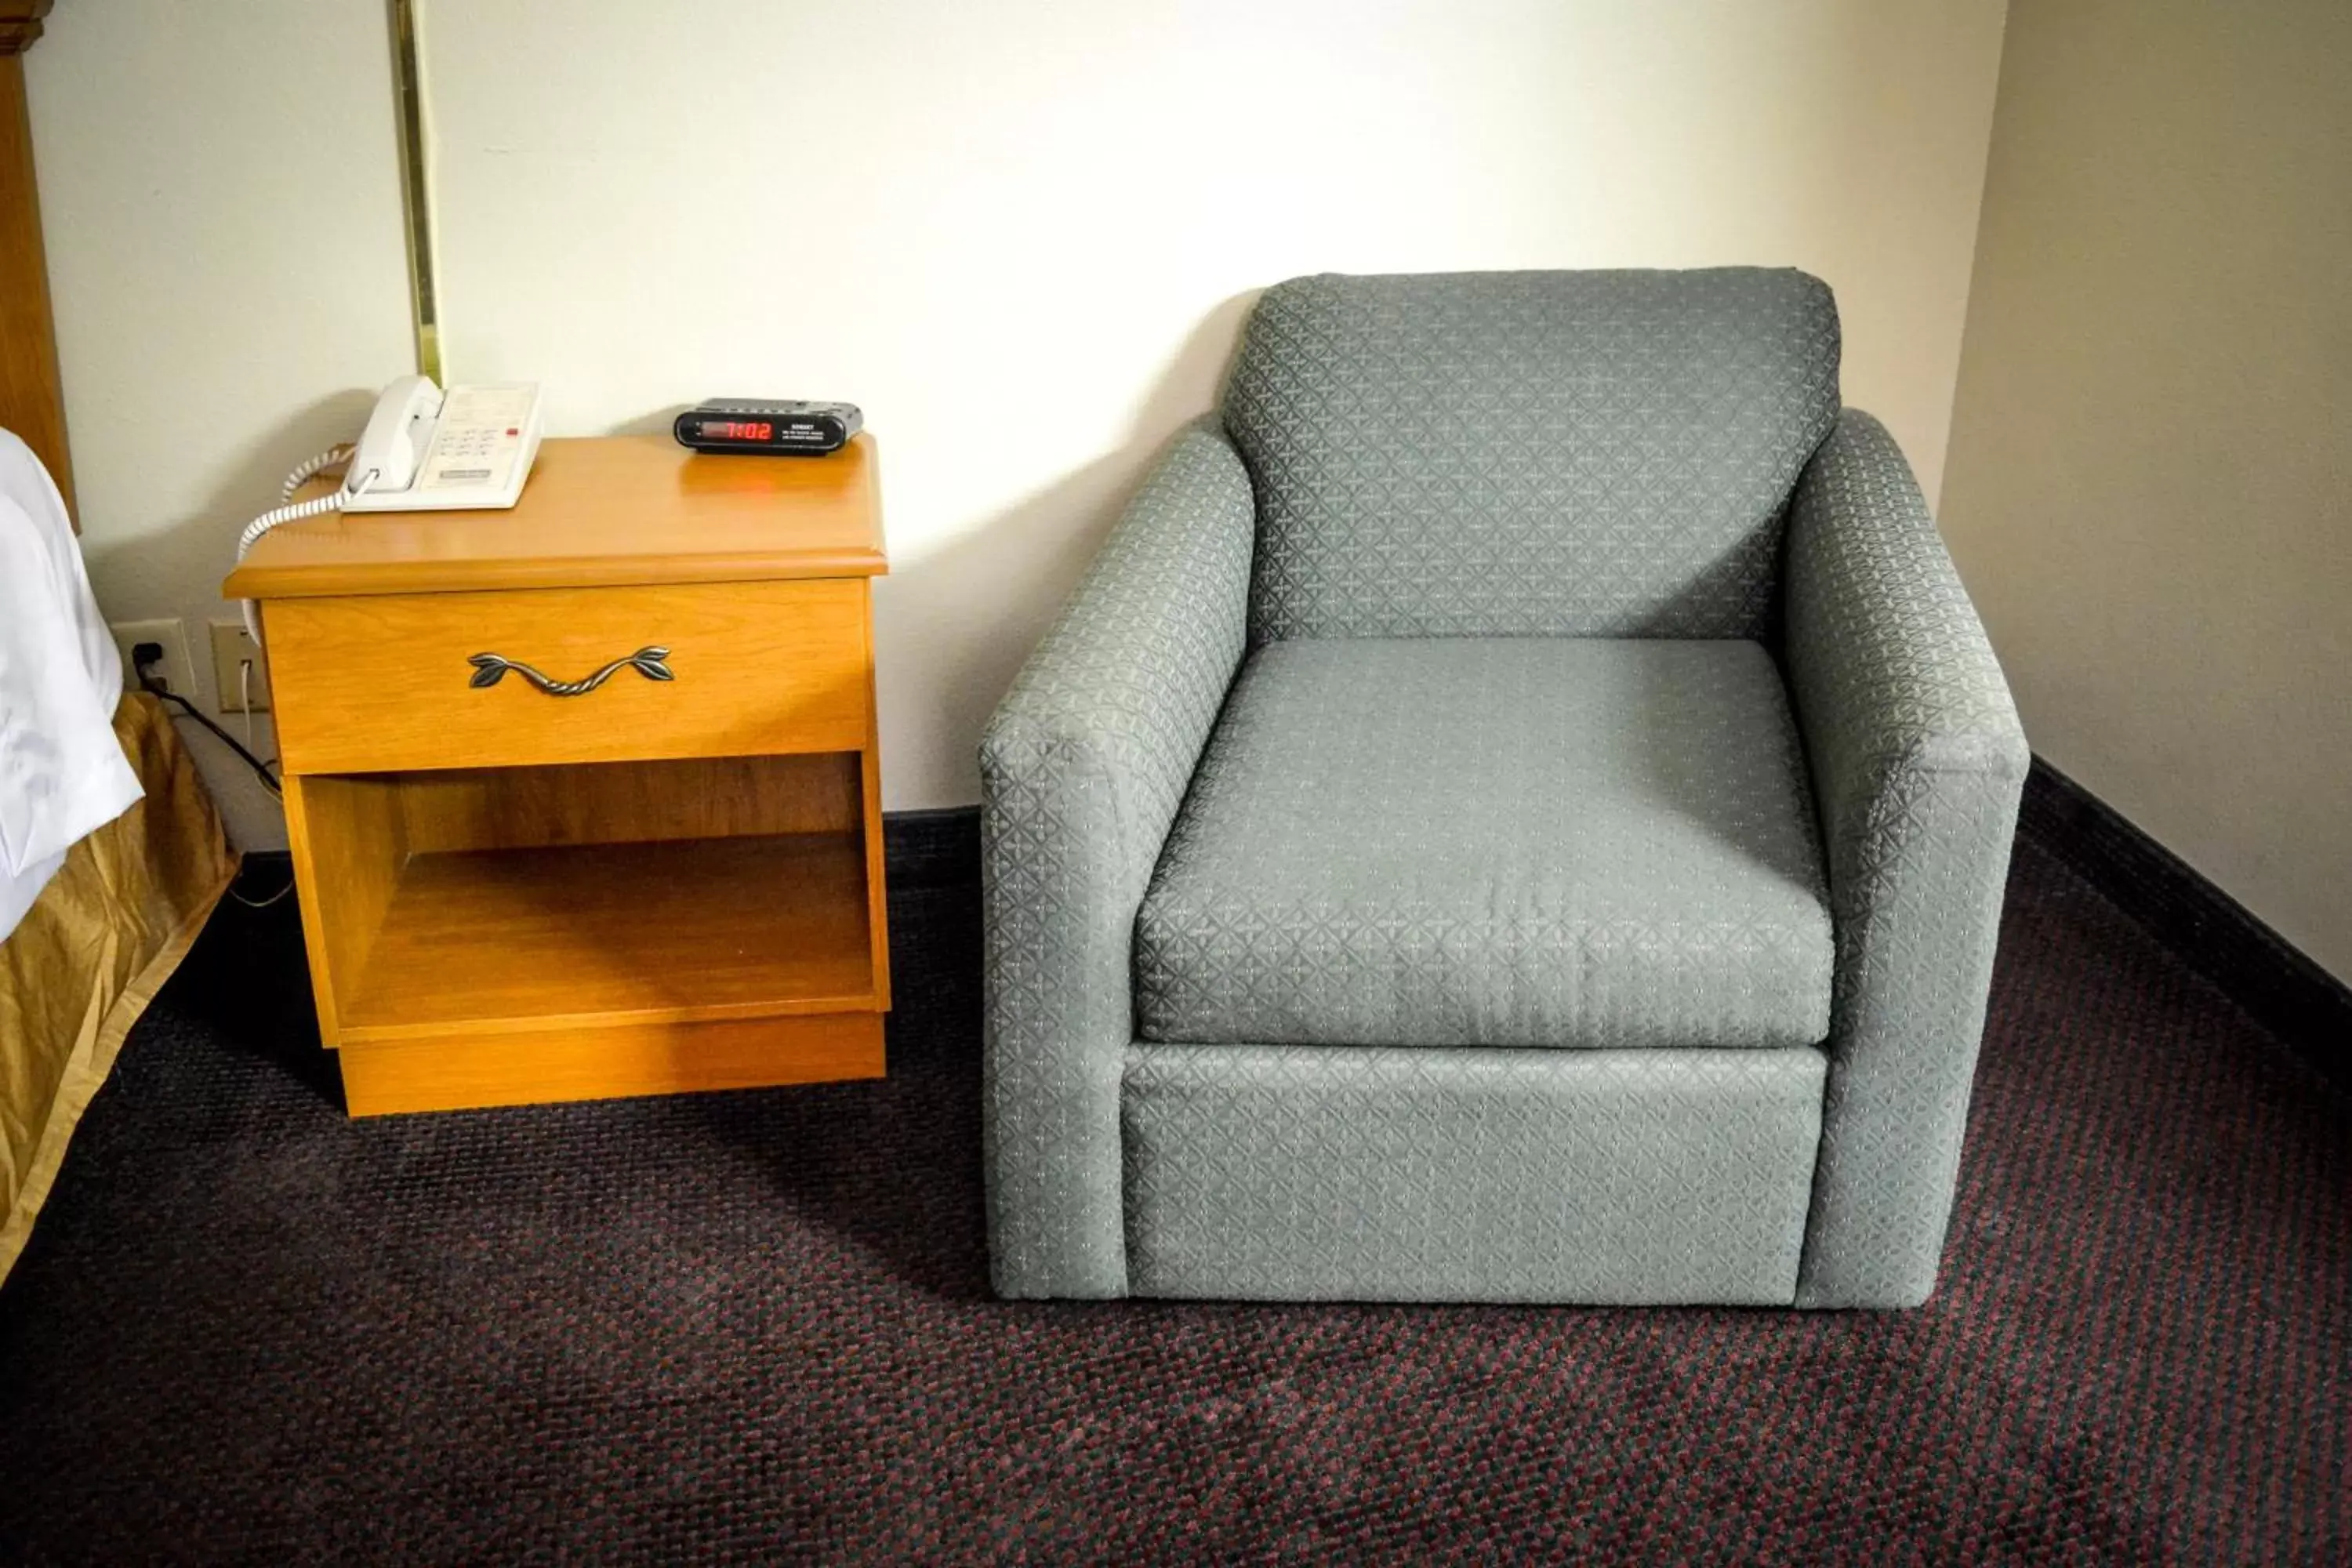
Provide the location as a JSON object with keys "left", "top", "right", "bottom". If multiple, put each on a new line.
{"left": 673, "top": 399, "right": 862, "bottom": 456}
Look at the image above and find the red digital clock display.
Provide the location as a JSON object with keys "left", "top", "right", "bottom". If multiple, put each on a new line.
{"left": 701, "top": 419, "right": 773, "bottom": 441}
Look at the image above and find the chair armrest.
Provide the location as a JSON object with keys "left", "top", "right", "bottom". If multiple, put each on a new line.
{"left": 1781, "top": 410, "right": 2029, "bottom": 1308}
{"left": 979, "top": 418, "right": 1256, "bottom": 1298}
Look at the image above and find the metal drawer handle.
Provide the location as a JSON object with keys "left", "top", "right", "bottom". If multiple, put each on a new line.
{"left": 466, "top": 645, "right": 673, "bottom": 696}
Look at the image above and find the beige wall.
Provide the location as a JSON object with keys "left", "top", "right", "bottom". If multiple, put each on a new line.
{"left": 1940, "top": 0, "right": 2352, "bottom": 981}
{"left": 25, "top": 0, "right": 414, "bottom": 851}
{"left": 423, "top": 0, "right": 2010, "bottom": 807}
{"left": 30, "top": 0, "right": 2012, "bottom": 829}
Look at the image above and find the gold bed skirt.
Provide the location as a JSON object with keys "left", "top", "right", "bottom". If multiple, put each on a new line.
{"left": 0, "top": 693, "right": 237, "bottom": 1283}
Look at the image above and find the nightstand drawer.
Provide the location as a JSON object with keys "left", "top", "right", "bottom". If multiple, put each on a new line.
{"left": 265, "top": 579, "right": 871, "bottom": 775}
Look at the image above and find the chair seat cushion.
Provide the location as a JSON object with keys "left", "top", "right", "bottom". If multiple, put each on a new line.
{"left": 1135, "top": 638, "right": 1834, "bottom": 1050}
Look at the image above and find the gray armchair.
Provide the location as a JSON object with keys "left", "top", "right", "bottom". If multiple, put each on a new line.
{"left": 981, "top": 270, "right": 2026, "bottom": 1308}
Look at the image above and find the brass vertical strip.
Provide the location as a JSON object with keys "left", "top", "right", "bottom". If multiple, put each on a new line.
{"left": 388, "top": 0, "right": 441, "bottom": 381}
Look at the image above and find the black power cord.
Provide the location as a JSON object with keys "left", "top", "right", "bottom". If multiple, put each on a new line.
{"left": 128, "top": 642, "right": 299, "bottom": 908}
{"left": 129, "top": 642, "right": 282, "bottom": 800}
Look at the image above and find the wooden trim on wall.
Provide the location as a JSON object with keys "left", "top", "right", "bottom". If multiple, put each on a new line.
{"left": 0, "top": 0, "right": 73, "bottom": 521}
{"left": 2022, "top": 758, "right": 2352, "bottom": 1090}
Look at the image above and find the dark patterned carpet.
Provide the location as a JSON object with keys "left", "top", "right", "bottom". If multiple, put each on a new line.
{"left": 1, "top": 829, "right": 2345, "bottom": 1564}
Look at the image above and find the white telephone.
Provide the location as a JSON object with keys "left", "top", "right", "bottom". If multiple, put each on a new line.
{"left": 233, "top": 378, "right": 544, "bottom": 638}
{"left": 344, "top": 376, "right": 543, "bottom": 511}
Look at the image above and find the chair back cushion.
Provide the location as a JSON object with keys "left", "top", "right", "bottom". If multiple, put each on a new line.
{"left": 1225, "top": 268, "right": 1840, "bottom": 641}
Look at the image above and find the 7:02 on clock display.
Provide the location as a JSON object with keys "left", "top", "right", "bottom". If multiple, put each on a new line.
{"left": 697, "top": 419, "right": 773, "bottom": 441}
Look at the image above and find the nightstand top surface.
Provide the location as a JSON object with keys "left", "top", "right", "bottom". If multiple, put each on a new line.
{"left": 225, "top": 434, "right": 886, "bottom": 599}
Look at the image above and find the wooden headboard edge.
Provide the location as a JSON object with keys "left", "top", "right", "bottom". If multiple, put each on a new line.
{"left": 0, "top": 1, "right": 52, "bottom": 54}
{"left": 1, "top": 0, "right": 74, "bottom": 524}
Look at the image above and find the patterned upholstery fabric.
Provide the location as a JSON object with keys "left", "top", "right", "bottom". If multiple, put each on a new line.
{"left": 1123, "top": 1044, "right": 1825, "bottom": 1305}
{"left": 1226, "top": 269, "right": 1840, "bottom": 642}
{"left": 979, "top": 419, "right": 1256, "bottom": 1299}
{"left": 981, "top": 273, "right": 2025, "bottom": 1308}
{"left": 1781, "top": 410, "right": 2030, "bottom": 1308}
{"left": 1136, "top": 639, "right": 1833, "bottom": 1051}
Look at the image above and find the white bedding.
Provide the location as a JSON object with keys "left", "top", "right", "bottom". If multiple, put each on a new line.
{"left": 0, "top": 430, "right": 142, "bottom": 942}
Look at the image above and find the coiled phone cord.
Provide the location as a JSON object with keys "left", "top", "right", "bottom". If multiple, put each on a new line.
{"left": 232, "top": 443, "right": 372, "bottom": 642}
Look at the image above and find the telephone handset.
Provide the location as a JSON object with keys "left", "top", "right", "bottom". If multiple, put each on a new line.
{"left": 233, "top": 378, "right": 545, "bottom": 639}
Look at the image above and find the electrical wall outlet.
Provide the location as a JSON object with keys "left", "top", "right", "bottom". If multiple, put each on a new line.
{"left": 210, "top": 619, "right": 271, "bottom": 713}
{"left": 109, "top": 619, "right": 196, "bottom": 699}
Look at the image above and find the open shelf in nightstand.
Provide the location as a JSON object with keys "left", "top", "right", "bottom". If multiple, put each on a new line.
{"left": 285, "top": 750, "right": 890, "bottom": 1112}
{"left": 336, "top": 832, "right": 876, "bottom": 1043}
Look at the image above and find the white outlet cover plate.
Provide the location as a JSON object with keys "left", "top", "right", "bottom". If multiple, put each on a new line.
{"left": 210, "top": 619, "right": 270, "bottom": 713}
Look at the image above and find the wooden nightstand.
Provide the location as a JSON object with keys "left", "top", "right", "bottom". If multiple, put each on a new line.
{"left": 224, "top": 435, "right": 891, "bottom": 1116}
